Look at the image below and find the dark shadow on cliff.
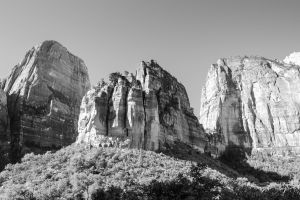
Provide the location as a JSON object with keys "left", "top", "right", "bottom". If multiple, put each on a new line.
{"left": 161, "top": 142, "right": 290, "bottom": 184}
{"left": 218, "top": 145, "right": 290, "bottom": 183}
{"left": 0, "top": 148, "right": 10, "bottom": 171}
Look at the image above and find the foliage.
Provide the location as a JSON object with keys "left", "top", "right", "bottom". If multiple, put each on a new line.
{"left": 1, "top": 144, "right": 300, "bottom": 199}
{"left": 0, "top": 144, "right": 191, "bottom": 199}
{"left": 219, "top": 147, "right": 290, "bottom": 183}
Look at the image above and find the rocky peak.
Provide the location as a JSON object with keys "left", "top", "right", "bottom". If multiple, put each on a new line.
{"left": 200, "top": 55, "right": 300, "bottom": 155}
{"left": 3, "top": 40, "right": 91, "bottom": 161}
{"left": 77, "top": 60, "right": 206, "bottom": 151}
{"left": 283, "top": 52, "right": 300, "bottom": 66}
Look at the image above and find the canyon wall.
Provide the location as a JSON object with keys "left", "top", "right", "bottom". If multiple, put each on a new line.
{"left": 77, "top": 60, "right": 207, "bottom": 151}
{"left": 3, "top": 40, "right": 90, "bottom": 159}
{"left": 200, "top": 54, "right": 300, "bottom": 155}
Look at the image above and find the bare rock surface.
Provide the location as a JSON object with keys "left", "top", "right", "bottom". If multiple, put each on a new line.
{"left": 3, "top": 40, "right": 90, "bottom": 159}
{"left": 284, "top": 52, "right": 300, "bottom": 66}
{"left": 200, "top": 55, "right": 300, "bottom": 155}
{"left": 77, "top": 60, "right": 207, "bottom": 151}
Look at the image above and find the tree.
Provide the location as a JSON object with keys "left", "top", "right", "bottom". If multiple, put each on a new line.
{"left": 71, "top": 172, "right": 94, "bottom": 199}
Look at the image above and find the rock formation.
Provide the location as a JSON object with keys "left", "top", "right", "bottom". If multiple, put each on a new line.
{"left": 77, "top": 60, "right": 207, "bottom": 151}
{"left": 200, "top": 54, "right": 300, "bottom": 155}
{"left": 3, "top": 40, "right": 90, "bottom": 160}
{"left": 284, "top": 52, "right": 300, "bottom": 66}
{"left": 0, "top": 89, "right": 9, "bottom": 140}
{"left": 0, "top": 88, "right": 10, "bottom": 169}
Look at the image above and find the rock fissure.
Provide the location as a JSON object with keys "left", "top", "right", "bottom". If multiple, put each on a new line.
{"left": 106, "top": 86, "right": 114, "bottom": 136}
{"left": 123, "top": 87, "right": 129, "bottom": 137}
{"left": 142, "top": 91, "right": 147, "bottom": 149}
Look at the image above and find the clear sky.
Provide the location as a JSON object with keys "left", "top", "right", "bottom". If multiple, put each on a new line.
{"left": 0, "top": 0, "right": 300, "bottom": 115}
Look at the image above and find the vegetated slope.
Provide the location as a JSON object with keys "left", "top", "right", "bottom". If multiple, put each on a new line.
{"left": 0, "top": 144, "right": 192, "bottom": 199}
{"left": 1, "top": 145, "right": 300, "bottom": 200}
{"left": 247, "top": 152, "right": 300, "bottom": 181}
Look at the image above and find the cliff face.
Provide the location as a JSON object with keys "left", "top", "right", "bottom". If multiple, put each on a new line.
{"left": 200, "top": 54, "right": 300, "bottom": 154}
{"left": 0, "top": 88, "right": 9, "bottom": 169}
{"left": 77, "top": 60, "right": 207, "bottom": 151}
{"left": 284, "top": 52, "right": 300, "bottom": 66}
{"left": 4, "top": 41, "right": 90, "bottom": 159}
{"left": 0, "top": 89, "right": 9, "bottom": 139}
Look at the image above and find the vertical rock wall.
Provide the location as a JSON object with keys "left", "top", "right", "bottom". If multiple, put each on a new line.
{"left": 77, "top": 60, "right": 207, "bottom": 151}
{"left": 0, "top": 89, "right": 9, "bottom": 170}
{"left": 3, "top": 40, "right": 90, "bottom": 159}
{"left": 200, "top": 55, "right": 300, "bottom": 155}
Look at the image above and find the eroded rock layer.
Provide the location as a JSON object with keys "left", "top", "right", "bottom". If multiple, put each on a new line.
{"left": 77, "top": 60, "right": 207, "bottom": 151}
{"left": 200, "top": 54, "right": 300, "bottom": 155}
{"left": 4, "top": 40, "right": 90, "bottom": 158}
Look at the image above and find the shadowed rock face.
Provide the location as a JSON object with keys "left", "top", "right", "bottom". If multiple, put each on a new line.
{"left": 77, "top": 60, "right": 207, "bottom": 151}
{"left": 200, "top": 54, "right": 300, "bottom": 155}
{"left": 0, "top": 88, "right": 9, "bottom": 169}
{"left": 0, "top": 89, "right": 9, "bottom": 140}
{"left": 4, "top": 40, "right": 90, "bottom": 160}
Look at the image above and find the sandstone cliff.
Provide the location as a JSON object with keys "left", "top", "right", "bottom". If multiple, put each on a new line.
{"left": 284, "top": 52, "right": 300, "bottom": 66}
{"left": 77, "top": 60, "right": 207, "bottom": 151}
{"left": 3, "top": 40, "right": 90, "bottom": 159}
{"left": 200, "top": 54, "right": 300, "bottom": 155}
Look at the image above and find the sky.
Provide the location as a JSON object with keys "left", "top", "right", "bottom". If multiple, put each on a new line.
{"left": 0, "top": 0, "right": 300, "bottom": 115}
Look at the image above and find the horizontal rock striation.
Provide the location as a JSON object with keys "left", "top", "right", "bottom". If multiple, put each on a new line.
{"left": 200, "top": 54, "right": 300, "bottom": 155}
{"left": 4, "top": 40, "right": 90, "bottom": 160}
{"left": 77, "top": 60, "right": 207, "bottom": 151}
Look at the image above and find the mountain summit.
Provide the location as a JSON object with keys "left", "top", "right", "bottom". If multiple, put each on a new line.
{"left": 2, "top": 40, "right": 91, "bottom": 163}
{"left": 77, "top": 60, "right": 207, "bottom": 151}
{"left": 283, "top": 52, "right": 300, "bottom": 66}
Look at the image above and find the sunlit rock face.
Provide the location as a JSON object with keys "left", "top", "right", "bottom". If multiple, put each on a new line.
{"left": 77, "top": 60, "right": 207, "bottom": 151}
{"left": 284, "top": 52, "right": 300, "bottom": 66}
{"left": 200, "top": 55, "right": 300, "bottom": 155}
{"left": 4, "top": 40, "right": 90, "bottom": 159}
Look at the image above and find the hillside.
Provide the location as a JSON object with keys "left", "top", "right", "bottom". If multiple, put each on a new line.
{"left": 1, "top": 144, "right": 300, "bottom": 200}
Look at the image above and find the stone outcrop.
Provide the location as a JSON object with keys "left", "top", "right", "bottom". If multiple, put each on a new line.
{"left": 3, "top": 40, "right": 90, "bottom": 159}
{"left": 284, "top": 52, "right": 300, "bottom": 66}
{"left": 200, "top": 54, "right": 300, "bottom": 155}
{"left": 77, "top": 60, "right": 207, "bottom": 151}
